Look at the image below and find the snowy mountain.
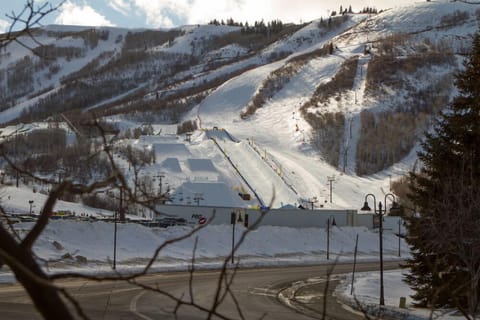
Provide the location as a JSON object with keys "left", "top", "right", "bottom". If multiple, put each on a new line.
{"left": 0, "top": 1, "right": 479, "bottom": 211}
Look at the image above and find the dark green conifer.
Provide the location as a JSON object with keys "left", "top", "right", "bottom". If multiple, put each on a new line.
{"left": 405, "top": 29, "right": 480, "bottom": 313}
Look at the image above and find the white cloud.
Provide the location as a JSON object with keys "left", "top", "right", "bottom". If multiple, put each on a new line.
{"left": 132, "top": 0, "right": 190, "bottom": 28}
{"left": 107, "top": 0, "right": 131, "bottom": 16}
{"left": 187, "top": 0, "right": 261, "bottom": 25}
{"left": 55, "top": 1, "right": 115, "bottom": 27}
{"left": 95, "top": 0, "right": 422, "bottom": 29}
{"left": 123, "top": 0, "right": 330, "bottom": 28}
{"left": 0, "top": 19, "right": 9, "bottom": 34}
{"left": 129, "top": 0, "right": 270, "bottom": 28}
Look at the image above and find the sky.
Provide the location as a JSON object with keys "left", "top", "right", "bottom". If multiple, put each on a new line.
{"left": 0, "top": 0, "right": 422, "bottom": 32}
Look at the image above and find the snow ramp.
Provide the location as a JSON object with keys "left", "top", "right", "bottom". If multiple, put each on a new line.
{"left": 213, "top": 137, "right": 300, "bottom": 208}
{"left": 205, "top": 127, "right": 238, "bottom": 142}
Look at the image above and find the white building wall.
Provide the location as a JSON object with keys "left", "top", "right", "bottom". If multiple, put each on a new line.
{"left": 155, "top": 204, "right": 380, "bottom": 229}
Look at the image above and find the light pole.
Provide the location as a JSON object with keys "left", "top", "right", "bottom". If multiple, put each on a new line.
{"left": 15, "top": 127, "right": 19, "bottom": 188}
{"left": 398, "top": 219, "right": 402, "bottom": 257}
{"left": 231, "top": 211, "right": 236, "bottom": 264}
{"left": 360, "top": 193, "right": 397, "bottom": 306}
{"left": 377, "top": 200, "right": 385, "bottom": 306}
{"left": 113, "top": 210, "right": 117, "bottom": 270}
{"left": 327, "top": 215, "right": 337, "bottom": 260}
{"left": 327, "top": 176, "right": 336, "bottom": 203}
{"left": 119, "top": 187, "right": 125, "bottom": 222}
{"left": 28, "top": 200, "right": 34, "bottom": 215}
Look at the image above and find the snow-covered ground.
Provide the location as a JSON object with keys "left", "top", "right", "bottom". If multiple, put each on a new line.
{"left": 0, "top": 219, "right": 407, "bottom": 276}
{"left": 336, "top": 270, "right": 464, "bottom": 320}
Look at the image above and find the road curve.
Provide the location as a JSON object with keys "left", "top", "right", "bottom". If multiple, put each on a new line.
{"left": 0, "top": 261, "right": 402, "bottom": 319}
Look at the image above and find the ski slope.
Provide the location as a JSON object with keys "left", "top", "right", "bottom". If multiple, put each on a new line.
{"left": 216, "top": 138, "right": 299, "bottom": 208}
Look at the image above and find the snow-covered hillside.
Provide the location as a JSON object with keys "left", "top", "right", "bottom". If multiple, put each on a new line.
{"left": 0, "top": 0, "right": 479, "bottom": 211}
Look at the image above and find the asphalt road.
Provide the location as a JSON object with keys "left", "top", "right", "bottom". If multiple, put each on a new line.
{"left": 0, "top": 261, "right": 402, "bottom": 319}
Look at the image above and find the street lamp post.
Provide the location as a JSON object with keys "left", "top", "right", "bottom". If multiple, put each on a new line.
{"left": 378, "top": 200, "right": 385, "bottom": 306}
{"left": 231, "top": 211, "right": 236, "bottom": 264}
{"left": 113, "top": 210, "right": 117, "bottom": 270}
{"left": 15, "top": 127, "right": 19, "bottom": 188}
{"left": 398, "top": 219, "right": 402, "bottom": 257}
{"left": 28, "top": 200, "right": 34, "bottom": 215}
{"left": 327, "top": 215, "right": 337, "bottom": 260}
{"left": 360, "top": 193, "right": 396, "bottom": 306}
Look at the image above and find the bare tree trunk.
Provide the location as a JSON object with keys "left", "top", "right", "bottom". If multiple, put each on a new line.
{"left": 0, "top": 226, "right": 74, "bottom": 319}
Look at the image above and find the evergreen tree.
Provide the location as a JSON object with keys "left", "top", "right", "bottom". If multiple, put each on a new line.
{"left": 405, "top": 29, "right": 480, "bottom": 315}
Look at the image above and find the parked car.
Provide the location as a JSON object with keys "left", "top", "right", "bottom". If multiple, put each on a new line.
{"left": 157, "top": 217, "right": 187, "bottom": 228}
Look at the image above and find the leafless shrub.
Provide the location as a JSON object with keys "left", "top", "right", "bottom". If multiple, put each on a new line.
{"left": 241, "top": 44, "right": 333, "bottom": 119}
{"left": 295, "top": 57, "right": 358, "bottom": 167}
{"left": 241, "top": 64, "right": 299, "bottom": 119}
{"left": 122, "top": 29, "right": 183, "bottom": 52}
{"left": 81, "top": 193, "right": 117, "bottom": 211}
{"left": 375, "top": 33, "right": 411, "bottom": 56}
{"left": 211, "top": 23, "right": 304, "bottom": 54}
{"left": 0, "top": 1, "right": 65, "bottom": 51}
{"left": 61, "top": 50, "right": 115, "bottom": 83}
{"left": 440, "top": 10, "right": 470, "bottom": 27}
{"left": 177, "top": 119, "right": 198, "bottom": 134}
{"left": 44, "top": 28, "right": 110, "bottom": 49}
{"left": 303, "top": 56, "right": 359, "bottom": 108}
{"left": 1, "top": 56, "right": 35, "bottom": 108}
{"left": 357, "top": 68, "right": 453, "bottom": 176}
{"left": 32, "top": 44, "right": 86, "bottom": 61}
{"left": 286, "top": 43, "right": 331, "bottom": 64}
{"left": 365, "top": 52, "right": 455, "bottom": 97}
{"left": 356, "top": 110, "right": 422, "bottom": 176}
{"left": 309, "top": 112, "right": 345, "bottom": 168}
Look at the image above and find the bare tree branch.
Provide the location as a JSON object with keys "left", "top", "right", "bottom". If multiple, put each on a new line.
{"left": 1, "top": 1, "right": 65, "bottom": 52}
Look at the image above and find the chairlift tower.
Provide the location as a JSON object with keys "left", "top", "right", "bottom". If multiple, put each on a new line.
{"left": 327, "top": 176, "right": 336, "bottom": 203}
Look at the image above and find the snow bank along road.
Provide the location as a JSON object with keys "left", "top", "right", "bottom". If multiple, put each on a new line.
{"left": 0, "top": 261, "right": 402, "bottom": 319}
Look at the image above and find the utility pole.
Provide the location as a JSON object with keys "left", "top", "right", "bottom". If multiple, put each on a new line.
{"left": 327, "top": 176, "right": 336, "bottom": 203}
{"left": 155, "top": 173, "right": 165, "bottom": 195}
{"left": 349, "top": 116, "right": 354, "bottom": 139}
{"left": 119, "top": 187, "right": 125, "bottom": 222}
{"left": 193, "top": 193, "right": 203, "bottom": 206}
{"left": 343, "top": 146, "right": 348, "bottom": 173}
{"left": 15, "top": 127, "right": 19, "bottom": 188}
{"left": 307, "top": 197, "right": 318, "bottom": 210}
